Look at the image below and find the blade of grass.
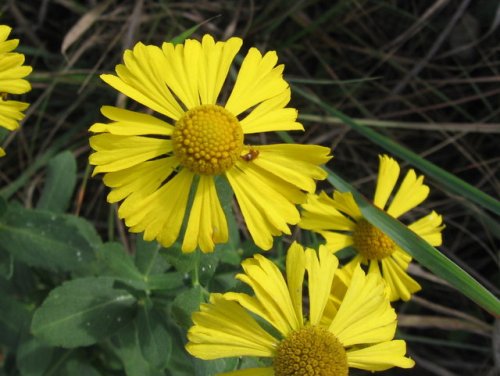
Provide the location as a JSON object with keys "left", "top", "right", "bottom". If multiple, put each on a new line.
{"left": 326, "top": 167, "right": 500, "bottom": 316}
{"left": 293, "top": 85, "right": 500, "bottom": 216}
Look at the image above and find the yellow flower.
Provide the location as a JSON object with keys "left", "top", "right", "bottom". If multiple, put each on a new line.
{"left": 0, "top": 25, "right": 32, "bottom": 157}
{"left": 89, "top": 35, "right": 330, "bottom": 252}
{"left": 186, "top": 242, "right": 414, "bottom": 375}
{"left": 300, "top": 154, "right": 445, "bottom": 301}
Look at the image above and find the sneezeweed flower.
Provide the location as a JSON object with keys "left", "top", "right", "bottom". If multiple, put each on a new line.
{"left": 300, "top": 154, "right": 445, "bottom": 301}
{"left": 186, "top": 242, "right": 415, "bottom": 375}
{"left": 0, "top": 25, "right": 32, "bottom": 157}
{"left": 89, "top": 35, "right": 331, "bottom": 253}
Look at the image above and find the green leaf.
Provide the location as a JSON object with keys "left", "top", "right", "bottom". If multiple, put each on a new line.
{"left": 31, "top": 277, "right": 136, "bottom": 348}
{"left": 170, "top": 18, "right": 219, "bottom": 45}
{"left": 135, "top": 237, "right": 169, "bottom": 276}
{"left": 147, "top": 272, "right": 185, "bottom": 291}
{"left": 327, "top": 168, "right": 500, "bottom": 316}
{"left": 37, "top": 151, "right": 77, "bottom": 213}
{"left": 99, "top": 242, "right": 147, "bottom": 290}
{"left": 171, "top": 285, "right": 204, "bottom": 329}
{"left": 112, "top": 322, "right": 164, "bottom": 376}
{"left": 137, "top": 305, "right": 172, "bottom": 370}
{"left": 194, "top": 358, "right": 238, "bottom": 376}
{"left": 58, "top": 354, "right": 102, "bottom": 376}
{"left": 294, "top": 86, "right": 500, "bottom": 216}
{"left": 0, "top": 205, "right": 100, "bottom": 272}
{"left": 0, "top": 290, "right": 31, "bottom": 347}
{"left": 165, "top": 321, "right": 194, "bottom": 376}
{"left": 0, "top": 195, "right": 6, "bottom": 217}
{"left": 0, "top": 245, "right": 13, "bottom": 279}
{"left": 17, "top": 337, "right": 55, "bottom": 376}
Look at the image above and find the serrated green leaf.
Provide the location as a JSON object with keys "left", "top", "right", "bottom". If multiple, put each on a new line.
{"left": 31, "top": 277, "right": 136, "bottom": 348}
{"left": 327, "top": 168, "right": 500, "bottom": 316}
{"left": 137, "top": 305, "right": 172, "bottom": 370}
{"left": 0, "top": 205, "right": 100, "bottom": 273}
{"left": 37, "top": 151, "right": 77, "bottom": 213}
{"left": 171, "top": 286, "right": 204, "bottom": 329}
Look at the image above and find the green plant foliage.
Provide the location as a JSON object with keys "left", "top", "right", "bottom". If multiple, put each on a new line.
{"left": 36, "top": 151, "right": 77, "bottom": 213}
{"left": 137, "top": 304, "right": 172, "bottom": 370}
{"left": 31, "top": 277, "right": 137, "bottom": 347}
{"left": 0, "top": 205, "right": 99, "bottom": 273}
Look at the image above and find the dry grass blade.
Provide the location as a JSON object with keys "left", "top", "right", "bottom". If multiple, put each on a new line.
{"left": 61, "top": 0, "right": 114, "bottom": 55}
{"left": 398, "top": 314, "right": 491, "bottom": 336}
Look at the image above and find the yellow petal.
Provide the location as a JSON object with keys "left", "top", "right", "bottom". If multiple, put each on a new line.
{"left": 89, "top": 134, "right": 172, "bottom": 174}
{"left": 0, "top": 25, "right": 13, "bottom": 43}
{"left": 227, "top": 254, "right": 301, "bottom": 336}
{"left": 238, "top": 152, "right": 306, "bottom": 203}
{"left": 347, "top": 340, "right": 415, "bottom": 371}
{"left": 198, "top": 35, "right": 242, "bottom": 105}
{"left": 101, "top": 42, "right": 184, "bottom": 120}
{"left": 408, "top": 210, "right": 444, "bottom": 246}
{"left": 90, "top": 106, "right": 173, "bottom": 136}
{"left": 306, "top": 245, "right": 338, "bottom": 326}
{"left": 186, "top": 294, "right": 277, "bottom": 360}
{"left": 226, "top": 162, "right": 300, "bottom": 250}
{"left": 387, "top": 169, "right": 430, "bottom": 218}
{"left": 240, "top": 90, "right": 303, "bottom": 134}
{"left": 373, "top": 155, "right": 400, "bottom": 210}
{"left": 219, "top": 368, "right": 274, "bottom": 376}
{"left": 380, "top": 256, "right": 421, "bottom": 301}
{"left": 251, "top": 144, "right": 331, "bottom": 192}
{"left": 331, "top": 191, "right": 362, "bottom": 221}
{"left": 123, "top": 169, "right": 194, "bottom": 248}
{"left": 286, "top": 242, "right": 305, "bottom": 325}
{"left": 0, "top": 99, "right": 29, "bottom": 131}
{"left": 103, "top": 157, "right": 178, "bottom": 203}
{"left": 300, "top": 192, "right": 357, "bottom": 232}
{"left": 161, "top": 38, "right": 201, "bottom": 109}
{"left": 329, "top": 265, "right": 397, "bottom": 346}
{"left": 320, "top": 231, "right": 354, "bottom": 252}
{"left": 182, "top": 175, "right": 229, "bottom": 253}
{"left": 0, "top": 147, "right": 5, "bottom": 157}
{"left": 225, "top": 48, "right": 288, "bottom": 116}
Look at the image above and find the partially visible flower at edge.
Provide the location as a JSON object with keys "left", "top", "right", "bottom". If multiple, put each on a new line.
{"left": 186, "top": 242, "right": 415, "bottom": 375}
{"left": 300, "top": 154, "right": 445, "bottom": 301}
{"left": 0, "top": 25, "right": 32, "bottom": 157}
{"left": 88, "top": 34, "right": 331, "bottom": 253}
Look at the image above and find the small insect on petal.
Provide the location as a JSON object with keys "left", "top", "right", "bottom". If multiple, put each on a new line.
{"left": 241, "top": 148, "right": 259, "bottom": 162}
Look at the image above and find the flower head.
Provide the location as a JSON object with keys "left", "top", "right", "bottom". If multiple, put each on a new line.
{"left": 0, "top": 25, "right": 32, "bottom": 157}
{"left": 186, "top": 242, "right": 414, "bottom": 374}
{"left": 300, "top": 154, "right": 445, "bottom": 301}
{"left": 89, "top": 35, "right": 331, "bottom": 252}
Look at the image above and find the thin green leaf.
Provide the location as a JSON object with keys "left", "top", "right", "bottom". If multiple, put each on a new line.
{"left": 327, "top": 167, "right": 500, "bottom": 316}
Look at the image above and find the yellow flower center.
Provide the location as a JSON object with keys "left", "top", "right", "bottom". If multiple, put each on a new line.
{"left": 172, "top": 104, "right": 244, "bottom": 175}
{"left": 352, "top": 219, "right": 396, "bottom": 260}
{"left": 274, "top": 326, "right": 348, "bottom": 376}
